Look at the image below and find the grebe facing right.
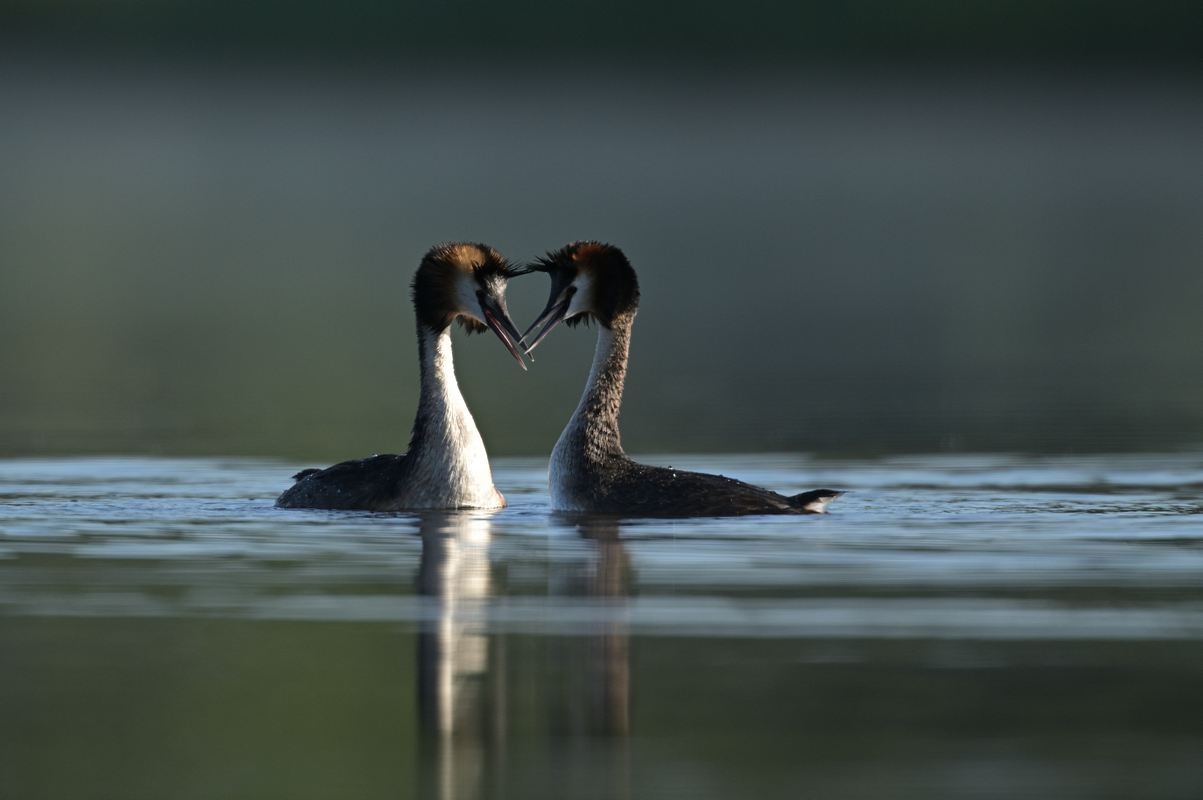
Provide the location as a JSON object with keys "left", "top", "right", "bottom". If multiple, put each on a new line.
{"left": 523, "top": 241, "right": 842, "bottom": 517}
{"left": 276, "top": 243, "right": 527, "bottom": 512}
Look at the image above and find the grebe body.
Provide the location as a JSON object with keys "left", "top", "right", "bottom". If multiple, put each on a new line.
{"left": 525, "top": 242, "right": 842, "bottom": 517}
{"left": 277, "top": 243, "right": 527, "bottom": 511}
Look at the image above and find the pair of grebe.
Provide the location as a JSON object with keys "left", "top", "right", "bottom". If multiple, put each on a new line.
{"left": 276, "top": 242, "right": 841, "bottom": 516}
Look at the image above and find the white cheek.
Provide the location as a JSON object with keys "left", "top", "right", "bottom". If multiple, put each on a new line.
{"left": 566, "top": 274, "right": 593, "bottom": 317}
{"left": 457, "top": 277, "right": 483, "bottom": 323}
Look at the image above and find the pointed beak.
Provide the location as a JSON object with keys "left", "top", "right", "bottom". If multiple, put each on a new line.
{"left": 478, "top": 294, "right": 528, "bottom": 370}
{"left": 522, "top": 286, "right": 575, "bottom": 356}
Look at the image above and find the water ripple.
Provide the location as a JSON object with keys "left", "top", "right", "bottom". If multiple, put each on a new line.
{"left": 3, "top": 454, "right": 1203, "bottom": 642}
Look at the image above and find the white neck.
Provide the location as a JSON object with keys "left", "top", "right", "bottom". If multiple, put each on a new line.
{"left": 407, "top": 327, "right": 501, "bottom": 509}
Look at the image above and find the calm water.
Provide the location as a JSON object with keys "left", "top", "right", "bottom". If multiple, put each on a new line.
{"left": 2, "top": 454, "right": 1202, "bottom": 799}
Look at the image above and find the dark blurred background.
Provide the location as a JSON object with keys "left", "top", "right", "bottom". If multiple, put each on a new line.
{"left": 2, "top": 1, "right": 1202, "bottom": 459}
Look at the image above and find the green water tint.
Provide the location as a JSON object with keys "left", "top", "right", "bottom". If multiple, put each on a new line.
{"left": 2, "top": 456, "right": 1203, "bottom": 798}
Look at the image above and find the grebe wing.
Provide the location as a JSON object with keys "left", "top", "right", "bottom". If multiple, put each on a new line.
{"left": 275, "top": 454, "right": 409, "bottom": 510}
{"left": 592, "top": 463, "right": 785, "bottom": 516}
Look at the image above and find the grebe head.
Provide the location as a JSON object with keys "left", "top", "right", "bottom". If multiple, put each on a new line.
{"left": 522, "top": 241, "right": 640, "bottom": 354}
{"left": 412, "top": 242, "right": 530, "bottom": 368}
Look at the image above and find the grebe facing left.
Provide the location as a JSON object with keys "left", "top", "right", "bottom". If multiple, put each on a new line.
{"left": 523, "top": 241, "right": 843, "bottom": 517}
{"left": 276, "top": 243, "right": 527, "bottom": 511}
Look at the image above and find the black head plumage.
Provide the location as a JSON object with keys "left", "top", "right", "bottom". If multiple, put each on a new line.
{"left": 533, "top": 241, "right": 640, "bottom": 328}
{"left": 411, "top": 242, "right": 526, "bottom": 333}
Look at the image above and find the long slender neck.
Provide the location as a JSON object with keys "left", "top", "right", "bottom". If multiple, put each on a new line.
{"left": 561, "top": 312, "right": 634, "bottom": 459}
{"left": 410, "top": 324, "right": 472, "bottom": 447}
{"left": 408, "top": 323, "right": 493, "bottom": 484}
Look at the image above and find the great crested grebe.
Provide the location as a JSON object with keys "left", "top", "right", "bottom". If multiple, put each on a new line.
{"left": 523, "top": 241, "right": 842, "bottom": 517}
{"left": 276, "top": 243, "right": 528, "bottom": 511}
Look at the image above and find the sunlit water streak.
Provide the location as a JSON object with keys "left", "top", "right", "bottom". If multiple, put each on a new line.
{"left": 2, "top": 454, "right": 1202, "bottom": 638}
{"left": 3, "top": 454, "right": 1203, "bottom": 800}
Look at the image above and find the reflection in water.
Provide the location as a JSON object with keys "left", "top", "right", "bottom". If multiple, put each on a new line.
{"left": 569, "top": 520, "right": 632, "bottom": 738}
{"left": 4, "top": 457, "right": 1203, "bottom": 799}
{"left": 575, "top": 520, "right": 633, "bottom": 800}
{"left": 417, "top": 513, "right": 502, "bottom": 800}
{"left": 415, "top": 513, "right": 632, "bottom": 799}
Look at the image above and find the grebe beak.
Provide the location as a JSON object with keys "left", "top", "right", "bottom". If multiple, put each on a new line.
{"left": 478, "top": 294, "right": 528, "bottom": 370}
{"left": 522, "top": 286, "right": 576, "bottom": 356}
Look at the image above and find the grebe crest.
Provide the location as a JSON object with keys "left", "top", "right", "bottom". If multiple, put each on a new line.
{"left": 275, "top": 242, "right": 528, "bottom": 511}
{"left": 524, "top": 241, "right": 843, "bottom": 517}
{"left": 523, "top": 241, "right": 640, "bottom": 348}
{"left": 412, "top": 242, "right": 529, "bottom": 363}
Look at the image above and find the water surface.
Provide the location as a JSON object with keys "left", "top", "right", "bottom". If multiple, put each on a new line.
{"left": 2, "top": 454, "right": 1202, "bottom": 799}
